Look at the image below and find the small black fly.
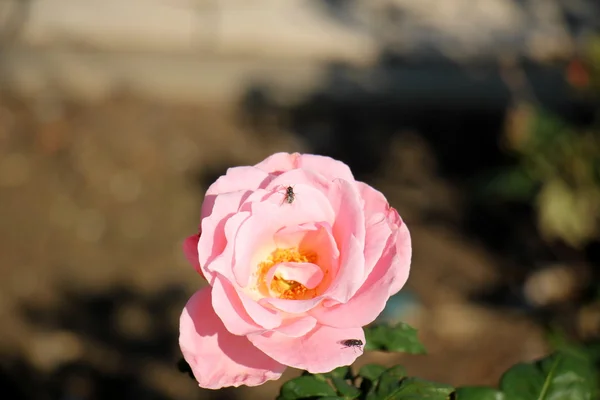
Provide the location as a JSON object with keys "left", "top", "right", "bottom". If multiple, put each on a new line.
{"left": 283, "top": 185, "right": 295, "bottom": 204}
{"left": 338, "top": 339, "right": 364, "bottom": 353}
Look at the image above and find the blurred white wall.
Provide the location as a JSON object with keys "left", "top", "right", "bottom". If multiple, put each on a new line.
{"left": 0, "top": 0, "right": 591, "bottom": 104}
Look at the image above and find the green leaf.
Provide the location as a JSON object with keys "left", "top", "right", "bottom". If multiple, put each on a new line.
{"left": 387, "top": 377, "right": 454, "bottom": 399}
{"left": 278, "top": 375, "right": 337, "bottom": 399}
{"left": 359, "top": 364, "right": 388, "bottom": 382}
{"left": 546, "top": 329, "right": 600, "bottom": 365}
{"left": 499, "top": 351, "right": 598, "bottom": 400}
{"left": 364, "top": 323, "right": 427, "bottom": 354}
{"left": 330, "top": 376, "right": 361, "bottom": 399}
{"left": 358, "top": 364, "right": 388, "bottom": 400}
{"left": 477, "top": 167, "right": 538, "bottom": 202}
{"left": 455, "top": 387, "right": 505, "bottom": 400}
{"left": 325, "top": 366, "right": 353, "bottom": 380}
{"left": 376, "top": 365, "right": 407, "bottom": 396}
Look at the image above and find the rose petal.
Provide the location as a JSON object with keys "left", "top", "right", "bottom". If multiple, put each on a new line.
{"left": 356, "top": 182, "right": 392, "bottom": 277}
{"left": 296, "top": 153, "right": 355, "bottom": 182}
{"left": 232, "top": 194, "right": 335, "bottom": 288}
{"left": 179, "top": 287, "right": 286, "bottom": 389}
{"left": 261, "top": 296, "right": 325, "bottom": 314}
{"left": 255, "top": 152, "right": 354, "bottom": 182}
{"left": 273, "top": 315, "right": 318, "bottom": 337}
{"left": 200, "top": 167, "right": 274, "bottom": 224}
{"left": 323, "top": 234, "right": 365, "bottom": 303}
{"left": 328, "top": 179, "right": 366, "bottom": 251}
{"left": 265, "top": 262, "right": 324, "bottom": 290}
{"left": 265, "top": 168, "right": 332, "bottom": 198}
{"left": 183, "top": 233, "right": 203, "bottom": 277}
{"left": 311, "top": 234, "right": 400, "bottom": 327}
{"left": 200, "top": 210, "right": 250, "bottom": 283}
{"left": 198, "top": 190, "right": 252, "bottom": 278}
{"left": 318, "top": 179, "right": 366, "bottom": 303}
{"left": 206, "top": 166, "right": 274, "bottom": 197}
{"left": 312, "top": 212, "right": 412, "bottom": 328}
{"left": 388, "top": 215, "right": 412, "bottom": 296}
{"left": 211, "top": 275, "right": 284, "bottom": 336}
{"left": 211, "top": 275, "right": 262, "bottom": 336}
{"left": 253, "top": 152, "right": 301, "bottom": 174}
{"left": 247, "top": 325, "right": 364, "bottom": 373}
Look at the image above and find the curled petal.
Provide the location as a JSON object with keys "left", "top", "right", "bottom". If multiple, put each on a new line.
{"left": 232, "top": 194, "right": 335, "bottom": 288}
{"left": 199, "top": 210, "right": 250, "bottom": 283}
{"left": 201, "top": 167, "right": 273, "bottom": 222}
{"left": 211, "top": 276, "right": 281, "bottom": 336}
{"left": 247, "top": 325, "right": 364, "bottom": 373}
{"left": 295, "top": 153, "right": 355, "bottom": 182}
{"left": 265, "top": 262, "right": 324, "bottom": 290}
{"left": 311, "top": 234, "right": 400, "bottom": 328}
{"left": 323, "top": 235, "right": 365, "bottom": 303}
{"left": 388, "top": 216, "right": 412, "bottom": 296}
{"left": 179, "top": 287, "right": 286, "bottom": 389}
{"left": 273, "top": 315, "right": 318, "bottom": 337}
{"left": 356, "top": 181, "right": 392, "bottom": 277}
{"left": 206, "top": 166, "right": 274, "bottom": 197}
{"left": 255, "top": 152, "right": 354, "bottom": 182}
{"left": 322, "top": 179, "right": 367, "bottom": 302}
{"left": 312, "top": 214, "right": 411, "bottom": 328}
{"left": 198, "top": 190, "right": 252, "bottom": 280}
{"left": 183, "top": 233, "right": 203, "bottom": 278}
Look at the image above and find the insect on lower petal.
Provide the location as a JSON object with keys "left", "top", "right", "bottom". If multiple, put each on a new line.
{"left": 338, "top": 339, "right": 364, "bottom": 353}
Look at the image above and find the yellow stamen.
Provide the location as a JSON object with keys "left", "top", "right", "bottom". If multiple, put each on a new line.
{"left": 257, "top": 247, "right": 319, "bottom": 300}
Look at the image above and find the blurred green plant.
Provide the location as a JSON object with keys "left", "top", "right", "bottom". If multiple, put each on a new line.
{"left": 273, "top": 323, "right": 599, "bottom": 400}
{"left": 475, "top": 35, "right": 600, "bottom": 249}
{"left": 479, "top": 102, "right": 600, "bottom": 249}
{"left": 178, "top": 322, "right": 600, "bottom": 399}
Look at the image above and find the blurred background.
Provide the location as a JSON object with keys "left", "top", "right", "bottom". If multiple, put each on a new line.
{"left": 1, "top": 0, "right": 600, "bottom": 399}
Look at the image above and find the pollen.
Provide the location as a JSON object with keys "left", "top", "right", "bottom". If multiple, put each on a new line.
{"left": 257, "top": 247, "right": 318, "bottom": 300}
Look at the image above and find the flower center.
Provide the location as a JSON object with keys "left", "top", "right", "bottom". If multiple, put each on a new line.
{"left": 257, "top": 247, "right": 319, "bottom": 300}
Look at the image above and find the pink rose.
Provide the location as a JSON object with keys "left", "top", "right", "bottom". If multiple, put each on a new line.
{"left": 179, "top": 152, "right": 412, "bottom": 389}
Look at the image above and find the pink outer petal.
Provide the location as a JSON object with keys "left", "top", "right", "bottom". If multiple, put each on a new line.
{"left": 200, "top": 167, "right": 274, "bottom": 223}
{"left": 264, "top": 168, "right": 332, "bottom": 198}
{"left": 282, "top": 178, "right": 364, "bottom": 305}
{"left": 388, "top": 213, "right": 412, "bottom": 295}
{"left": 199, "top": 210, "right": 250, "bottom": 283}
{"left": 356, "top": 181, "right": 392, "bottom": 277}
{"left": 183, "top": 233, "right": 203, "bottom": 278}
{"left": 247, "top": 325, "right": 364, "bottom": 373}
{"left": 253, "top": 152, "right": 300, "bottom": 174}
{"left": 205, "top": 166, "right": 274, "bottom": 197}
{"left": 273, "top": 316, "right": 318, "bottom": 337}
{"left": 211, "top": 276, "right": 282, "bottom": 336}
{"left": 211, "top": 276, "right": 262, "bottom": 336}
{"left": 311, "top": 213, "right": 412, "bottom": 328}
{"left": 262, "top": 296, "right": 324, "bottom": 314}
{"left": 254, "top": 152, "right": 354, "bottom": 182}
{"left": 198, "top": 191, "right": 251, "bottom": 280}
{"left": 328, "top": 179, "right": 366, "bottom": 251}
{"left": 179, "top": 287, "right": 286, "bottom": 389}
{"left": 296, "top": 154, "right": 355, "bottom": 182}
{"left": 311, "top": 234, "right": 401, "bottom": 328}
{"left": 322, "top": 234, "right": 365, "bottom": 304}
{"left": 320, "top": 179, "right": 367, "bottom": 303}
